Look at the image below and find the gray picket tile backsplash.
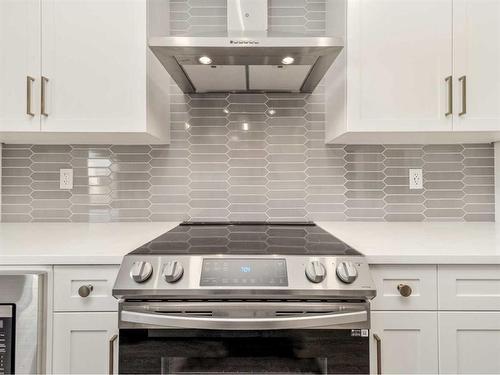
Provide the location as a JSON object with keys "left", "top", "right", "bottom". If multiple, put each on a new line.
{"left": 1, "top": 103, "right": 494, "bottom": 223}
{"left": 0, "top": 0, "right": 496, "bottom": 222}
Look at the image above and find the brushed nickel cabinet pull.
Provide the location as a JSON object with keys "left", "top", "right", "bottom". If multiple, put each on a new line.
{"left": 397, "top": 283, "right": 412, "bottom": 297}
{"left": 26, "top": 76, "right": 35, "bottom": 117}
{"left": 459, "top": 75, "right": 467, "bottom": 116}
{"left": 77, "top": 284, "right": 93, "bottom": 298}
{"left": 374, "top": 333, "right": 382, "bottom": 375}
{"left": 445, "top": 75, "right": 453, "bottom": 116}
{"left": 41, "top": 76, "right": 49, "bottom": 116}
{"left": 108, "top": 334, "right": 118, "bottom": 374}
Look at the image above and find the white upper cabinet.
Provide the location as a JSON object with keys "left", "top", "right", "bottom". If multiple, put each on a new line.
{"left": 453, "top": 0, "right": 500, "bottom": 131}
{"left": 0, "top": 0, "right": 170, "bottom": 144}
{"left": 41, "top": 0, "right": 144, "bottom": 133}
{"left": 326, "top": 0, "right": 500, "bottom": 144}
{"left": 347, "top": 0, "right": 453, "bottom": 133}
{"left": 0, "top": 0, "right": 41, "bottom": 132}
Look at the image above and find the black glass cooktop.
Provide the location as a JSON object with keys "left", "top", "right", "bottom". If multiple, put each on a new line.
{"left": 130, "top": 222, "right": 362, "bottom": 256}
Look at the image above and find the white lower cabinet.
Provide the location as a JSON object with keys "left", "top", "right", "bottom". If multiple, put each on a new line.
{"left": 46, "top": 263, "right": 499, "bottom": 375}
{"left": 370, "top": 311, "right": 438, "bottom": 374}
{"left": 52, "top": 312, "right": 118, "bottom": 374}
{"left": 370, "top": 265, "right": 500, "bottom": 374}
{"left": 439, "top": 312, "right": 500, "bottom": 374}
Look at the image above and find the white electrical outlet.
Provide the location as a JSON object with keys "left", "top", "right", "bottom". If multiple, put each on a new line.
{"left": 60, "top": 169, "right": 73, "bottom": 190}
{"left": 409, "top": 169, "right": 423, "bottom": 190}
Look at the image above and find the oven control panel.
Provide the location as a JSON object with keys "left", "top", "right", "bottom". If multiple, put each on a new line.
{"left": 200, "top": 258, "right": 288, "bottom": 286}
{"left": 114, "top": 255, "right": 376, "bottom": 300}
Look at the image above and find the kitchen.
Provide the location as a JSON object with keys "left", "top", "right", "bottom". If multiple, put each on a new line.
{"left": 0, "top": 0, "right": 499, "bottom": 374}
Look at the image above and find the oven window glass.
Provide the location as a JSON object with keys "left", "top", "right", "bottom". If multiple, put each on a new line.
{"left": 119, "top": 329, "right": 369, "bottom": 374}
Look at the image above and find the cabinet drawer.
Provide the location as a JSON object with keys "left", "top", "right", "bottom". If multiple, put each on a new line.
{"left": 370, "top": 265, "right": 437, "bottom": 310}
{"left": 54, "top": 266, "right": 119, "bottom": 312}
{"left": 438, "top": 265, "right": 500, "bottom": 310}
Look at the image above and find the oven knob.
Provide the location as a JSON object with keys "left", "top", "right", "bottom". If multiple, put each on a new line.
{"left": 162, "top": 261, "right": 184, "bottom": 283}
{"left": 336, "top": 261, "right": 358, "bottom": 284}
{"left": 130, "top": 261, "right": 153, "bottom": 283}
{"left": 305, "top": 261, "right": 327, "bottom": 283}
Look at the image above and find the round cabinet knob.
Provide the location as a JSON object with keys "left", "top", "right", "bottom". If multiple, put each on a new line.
{"left": 162, "top": 261, "right": 184, "bottom": 283}
{"left": 336, "top": 261, "right": 358, "bottom": 284}
{"left": 130, "top": 261, "right": 153, "bottom": 283}
{"left": 397, "top": 283, "right": 412, "bottom": 297}
{"left": 305, "top": 261, "right": 327, "bottom": 283}
{"left": 78, "top": 285, "right": 93, "bottom": 298}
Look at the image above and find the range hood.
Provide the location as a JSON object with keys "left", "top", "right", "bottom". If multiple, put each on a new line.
{"left": 149, "top": 0, "right": 344, "bottom": 94}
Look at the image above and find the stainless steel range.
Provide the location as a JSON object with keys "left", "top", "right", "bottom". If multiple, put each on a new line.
{"left": 113, "top": 222, "right": 376, "bottom": 374}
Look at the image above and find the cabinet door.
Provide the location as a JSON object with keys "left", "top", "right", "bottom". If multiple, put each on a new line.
{"left": 347, "top": 0, "right": 453, "bottom": 132}
{"left": 53, "top": 312, "right": 118, "bottom": 374}
{"left": 41, "top": 0, "right": 146, "bottom": 133}
{"left": 370, "top": 311, "right": 438, "bottom": 374}
{"left": 0, "top": 0, "right": 41, "bottom": 131}
{"left": 439, "top": 312, "right": 500, "bottom": 374}
{"left": 453, "top": 0, "right": 500, "bottom": 131}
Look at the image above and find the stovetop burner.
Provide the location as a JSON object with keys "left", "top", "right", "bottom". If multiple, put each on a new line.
{"left": 130, "top": 222, "right": 362, "bottom": 256}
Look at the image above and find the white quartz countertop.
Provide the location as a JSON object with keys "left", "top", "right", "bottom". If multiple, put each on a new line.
{"left": 317, "top": 221, "right": 500, "bottom": 264}
{"left": 0, "top": 221, "right": 499, "bottom": 265}
{"left": 0, "top": 222, "right": 178, "bottom": 265}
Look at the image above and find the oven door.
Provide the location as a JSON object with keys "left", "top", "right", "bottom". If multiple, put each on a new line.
{"left": 119, "top": 301, "right": 370, "bottom": 374}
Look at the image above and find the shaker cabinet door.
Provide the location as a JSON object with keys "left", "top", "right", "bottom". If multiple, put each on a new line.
{"left": 53, "top": 312, "right": 118, "bottom": 374}
{"left": 453, "top": 0, "right": 500, "bottom": 131}
{"left": 0, "top": 0, "right": 41, "bottom": 131}
{"left": 40, "top": 0, "right": 147, "bottom": 133}
{"left": 370, "top": 311, "right": 438, "bottom": 374}
{"left": 439, "top": 312, "right": 500, "bottom": 374}
{"left": 347, "top": 0, "right": 453, "bottom": 132}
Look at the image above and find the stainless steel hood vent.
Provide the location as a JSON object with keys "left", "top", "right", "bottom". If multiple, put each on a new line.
{"left": 149, "top": 0, "right": 344, "bottom": 94}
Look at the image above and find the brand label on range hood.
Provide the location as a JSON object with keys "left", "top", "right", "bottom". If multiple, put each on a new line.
{"left": 230, "top": 39, "right": 260, "bottom": 45}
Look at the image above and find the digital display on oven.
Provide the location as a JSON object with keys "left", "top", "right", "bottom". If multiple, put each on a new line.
{"left": 200, "top": 258, "right": 288, "bottom": 286}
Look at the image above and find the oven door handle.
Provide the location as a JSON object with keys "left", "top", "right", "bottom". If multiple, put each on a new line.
{"left": 120, "top": 309, "right": 368, "bottom": 330}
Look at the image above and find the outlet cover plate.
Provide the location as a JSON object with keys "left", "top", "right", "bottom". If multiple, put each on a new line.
{"left": 60, "top": 169, "right": 73, "bottom": 190}
{"left": 409, "top": 169, "right": 423, "bottom": 190}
